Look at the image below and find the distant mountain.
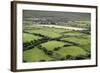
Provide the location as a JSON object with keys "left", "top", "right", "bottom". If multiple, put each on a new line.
{"left": 23, "top": 10, "right": 91, "bottom": 21}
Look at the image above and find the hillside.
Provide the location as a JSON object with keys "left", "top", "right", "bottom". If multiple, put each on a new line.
{"left": 23, "top": 10, "right": 91, "bottom": 21}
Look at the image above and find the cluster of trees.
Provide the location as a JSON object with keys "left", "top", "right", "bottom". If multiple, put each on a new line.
{"left": 79, "top": 30, "right": 90, "bottom": 34}
{"left": 37, "top": 45, "right": 63, "bottom": 60}
{"left": 23, "top": 53, "right": 90, "bottom": 62}
{"left": 23, "top": 37, "right": 50, "bottom": 51}
{"left": 59, "top": 54, "right": 90, "bottom": 61}
{"left": 53, "top": 44, "right": 72, "bottom": 51}
{"left": 23, "top": 31, "right": 49, "bottom": 38}
{"left": 66, "top": 21, "right": 91, "bottom": 29}
{"left": 37, "top": 45, "right": 55, "bottom": 56}
{"left": 39, "top": 54, "right": 90, "bottom": 62}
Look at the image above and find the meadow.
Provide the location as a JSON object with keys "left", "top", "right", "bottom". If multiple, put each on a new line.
{"left": 23, "top": 24, "right": 91, "bottom": 62}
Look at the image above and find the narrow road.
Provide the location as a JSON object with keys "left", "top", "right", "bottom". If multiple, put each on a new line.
{"left": 33, "top": 24, "right": 86, "bottom": 31}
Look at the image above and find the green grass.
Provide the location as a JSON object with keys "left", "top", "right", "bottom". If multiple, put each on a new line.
{"left": 62, "top": 31, "right": 90, "bottom": 39}
{"left": 26, "top": 29, "right": 61, "bottom": 38}
{"left": 23, "top": 25, "right": 91, "bottom": 62}
{"left": 61, "top": 37, "right": 90, "bottom": 52}
{"left": 41, "top": 41, "right": 65, "bottom": 50}
{"left": 56, "top": 46, "right": 87, "bottom": 57}
{"left": 23, "top": 48, "right": 53, "bottom": 62}
{"left": 24, "top": 26, "right": 66, "bottom": 38}
{"left": 62, "top": 32, "right": 87, "bottom": 36}
{"left": 23, "top": 33, "right": 41, "bottom": 43}
{"left": 61, "top": 37, "right": 90, "bottom": 45}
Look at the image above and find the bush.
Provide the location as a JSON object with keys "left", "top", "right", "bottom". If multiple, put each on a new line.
{"left": 59, "top": 57, "right": 66, "bottom": 61}
{"left": 63, "top": 44, "right": 72, "bottom": 47}
{"left": 47, "top": 51, "right": 53, "bottom": 56}
{"left": 23, "top": 60, "right": 27, "bottom": 62}
{"left": 54, "top": 47, "right": 61, "bottom": 51}
{"left": 39, "top": 60, "right": 46, "bottom": 62}
{"left": 65, "top": 55, "right": 74, "bottom": 60}
{"left": 75, "top": 55, "right": 87, "bottom": 60}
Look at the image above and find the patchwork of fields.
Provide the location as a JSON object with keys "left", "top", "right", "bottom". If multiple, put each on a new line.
{"left": 23, "top": 25, "right": 91, "bottom": 62}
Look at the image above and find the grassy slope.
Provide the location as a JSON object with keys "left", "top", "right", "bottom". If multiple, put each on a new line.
{"left": 23, "top": 26, "right": 91, "bottom": 62}
{"left": 23, "top": 48, "right": 53, "bottom": 62}
{"left": 56, "top": 46, "right": 87, "bottom": 57}
{"left": 25, "top": 27, "right": 66, "bottom": 38}
{"left": 41, "top": 41, "right": 65, "bottom": 50}
{"left": 23, "top": 33, "right": 41, "bottom": 43}
{"left": 62, "top": 37, "right": 90, "bottom": 52}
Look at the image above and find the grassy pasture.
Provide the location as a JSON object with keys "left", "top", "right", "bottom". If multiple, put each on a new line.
{"left": 61, "top": 37, "right": 90, "bottom": 52}
{"left": 56, "top": 46, "right": 87, "bottom": 57}
{"left": 24, "top": 26, "right": 66, "bottom": 38}
{"left": 41, "top": 41, "right": 65, "bottom": 51}
{"left": 23, "top": 33, "right": 41, "bottom": 43}
{"left": 23, "top": 48, "right": 53, "bottom": 62}
{"left": 23, "top": 25, "right": 91, "bottom": 62}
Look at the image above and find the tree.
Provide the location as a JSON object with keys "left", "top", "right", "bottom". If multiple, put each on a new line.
{"left": 66, "top": 55, "right": 74, "bottom": 60}
{"left": 47, "top": 51, "right": 53, "bottom": 56}
{"left": 75, "top": 55, "right": 87, "bottom": 60}
{"left": 60, "top": 57, "right": 66, "bottom": 61}
{"left": 39, "top": 60, "right": 46, "bottom": 62}
{"left": 54, "top": 47, "right": 61, "bottom": 51}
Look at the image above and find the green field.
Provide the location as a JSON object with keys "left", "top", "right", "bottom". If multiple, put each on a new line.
{"left": 23, "top": 25, "right": 91, "bottom": 62}
{"left": 23, "top": 48, "right": 53, "bottom": 62}
{"left": 23, "top": 33, "right": 41, "bottom": 43}
{"left": 41, "top": 41, "right": 65, "bottom": 51}
{"left": 56, "top": 46, "right": 87, "bottom": 57}
{"left": 24, "top": 26, "right": 65, "bottom": 38}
